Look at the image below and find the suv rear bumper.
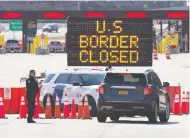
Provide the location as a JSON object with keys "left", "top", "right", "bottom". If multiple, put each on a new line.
{"left": 6, "top": 48, "right": 20, "bottom": 51}
{"left": 97, "top": 99, "right": 155, "bottom": 116}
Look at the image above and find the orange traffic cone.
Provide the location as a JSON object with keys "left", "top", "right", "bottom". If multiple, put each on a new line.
{"left": 153, "top": 49, "right": 158, "bottom": 60}
{"left": 166, "top": 47, "right": 171, "bottom": 59}
{"left": 173, "top": 90, "right": 181, "bottom": 115}
{"left": 63, "top": 92, "right": 70, "bottom": 119}
{"left": 54, "top": 93, "right": 61, "bottom": 119}
{"left": 78, "top": 94, "right": 83, "bottom": 119}
{"left": 82, "top": 95, "right": 90, "bottom": 119}
{"left": 33, "top": 97, "right": 39, "bottom": 119}
{"left": 187, "top": 91, "right": 190, "bottom": 114}
{"left": 0, "top": 96, "right": 6, "bottom": 119}
{"left": 181, "top": 91, "right": 189, "bottom": 114}
{"left": 45, "top": 94, "right": 52, "bottom": 119}
{"left": 185, "top": 91, "right": 189, "bottom": 114}
{"left": 71, "top": 98, "right": 77, "bottom": 119}
{"left": 181, "top": 91, "right": 186, "bottom": 114}
{"left": 19, "top": 96, "right": 27, "bottom": 119}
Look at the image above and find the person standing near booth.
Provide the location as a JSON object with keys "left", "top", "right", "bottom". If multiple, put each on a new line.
{"left": 26, "top": 70, "right": 39, "bottom": 123}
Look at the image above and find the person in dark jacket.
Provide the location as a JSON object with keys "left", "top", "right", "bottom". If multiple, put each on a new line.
{"left": 26, "top": 70, "right": 39, "bottom": 123}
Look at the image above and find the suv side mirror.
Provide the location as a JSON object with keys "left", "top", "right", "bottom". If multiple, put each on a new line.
{"left": 163, "top": 82, "right": 170, "bottom": 87}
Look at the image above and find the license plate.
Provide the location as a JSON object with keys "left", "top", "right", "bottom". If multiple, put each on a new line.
{"left": 119, "top": 90, "right": 128, "bottom": 95}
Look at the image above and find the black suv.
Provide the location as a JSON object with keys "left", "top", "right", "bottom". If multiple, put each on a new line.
{"left": 5, "top": 40, "right": 20, "bottom": 52}
{"left": 42, "top": 23, "right": 59, "bottom": 33}
{"left": 97, "top": 69, "right": 170, "bottom": 123}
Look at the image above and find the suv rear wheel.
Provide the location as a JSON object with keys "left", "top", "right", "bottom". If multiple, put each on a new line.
{"left": 97, "top": 113, "right": 107, "bottom": 123}
{"left": 159, "top": 101, "right": 170, "bottom": 123}
{"left": 147, "top": 102, "right": 158, "bottom": 123}
{"left": 110, "top": 115, "right": 120, "bottom": 121}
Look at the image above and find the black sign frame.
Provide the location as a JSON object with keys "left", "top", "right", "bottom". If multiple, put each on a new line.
{"left": 67, "top": 17, "right": 153, "bottom": 66}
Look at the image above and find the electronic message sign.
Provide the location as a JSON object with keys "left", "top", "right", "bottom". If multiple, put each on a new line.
{"left": 67, "top": 17, "right": 153, "bottom": 66}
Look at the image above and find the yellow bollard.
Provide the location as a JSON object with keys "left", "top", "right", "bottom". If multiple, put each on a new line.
{"left": 32, "top": 43, "right": 35, "bottom": 54}
{"left": 44, "top": 35, "right": 48, "bottom": 47}
{"left": 172, "top": 33, "right": 178, "bottom": 47}
{"left": 157, "top": 39, "right": 160, "bottom": 53}
{"left": 158, "top": 39, "right": 165, "bottom": 53}
{"left": 165, "top": 34, "right": 170, "bottom": 44}
{"left": 0, "top": 35, "right": 2, "bottom": 46}
{"left": 0, "top": 35, "right": 4, "bottom": 46}
{"left": 33, "top": 38, "right": 37, "bottom": 54}
{"left": 1, "top": 35, "right": 4, "bottom": 47}
{"left": 36, "top": 35, "right": 40, "bottom": 47}
{"left": 162, "top": 39, "right": 166, "bottom": 53}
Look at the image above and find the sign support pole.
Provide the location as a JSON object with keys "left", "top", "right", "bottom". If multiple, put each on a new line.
{"left": 13, "top": 31, "right": 15, "bottom": 39}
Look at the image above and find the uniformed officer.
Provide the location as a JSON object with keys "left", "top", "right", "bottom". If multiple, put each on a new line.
{"left": 26, "top": 70, "right": 39, "bottom": 123}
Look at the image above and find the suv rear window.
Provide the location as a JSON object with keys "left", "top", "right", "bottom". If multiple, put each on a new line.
{"left": 104, "top": 73, "right": 147, "bottom": 85}
{"left": 81, "top": 73, "right": 105, "bottom": 85}
{"left": 43, "top": 74, "right": 55, "bottom": 83}
{"left": 50, "top": 41, "right": 61, "bottom": 45}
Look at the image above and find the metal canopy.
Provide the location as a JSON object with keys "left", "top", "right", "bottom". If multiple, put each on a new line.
{"left": 0, "top": 1, "right": 188, "bottom": 11}
{"left": 148, "top": 6, "right": 189, "bottom": 11}
{"left": 0, "top": 11, "right": 189, "bottom": 20}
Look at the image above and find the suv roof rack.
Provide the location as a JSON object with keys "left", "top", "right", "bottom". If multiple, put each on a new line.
{"left": 106, "top": 68, "right": 128, "bottom": 71}
{"left": 73, "top": 68, "right": 104, "bottom": 71}
{"left": 105, "top": 68, "right": 129, "bottom": 73}
{"left": 91, "top": 68, "right": 104, "bottom": 71}
{"left": 73, "top": 68, "right": 89, "bottom": 71}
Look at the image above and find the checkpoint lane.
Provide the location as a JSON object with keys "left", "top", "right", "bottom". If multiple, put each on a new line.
{"left": 0, "top": 115, "right": 189, "bottom": 138}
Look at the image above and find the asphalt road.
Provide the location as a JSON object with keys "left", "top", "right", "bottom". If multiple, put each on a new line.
{"left": 0, "top": 53, "right": 189, "bottom": 138}
{"left": 0, "top": 115, "right": 189, "bottom": 138}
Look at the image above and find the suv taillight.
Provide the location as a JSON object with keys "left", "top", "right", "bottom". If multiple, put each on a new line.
{"left": 0, "top": 45, "right": 2, "bottom": 48}
{"left": 144, "top": 87, "right": 151, "bottom": 96}
{"left": 98, "top": 85, "right": 104, "bottom": 95}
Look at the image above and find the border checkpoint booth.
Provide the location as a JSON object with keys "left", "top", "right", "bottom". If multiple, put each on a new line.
{"left": 0, "top": 5, "right": 188, "bottom": 54}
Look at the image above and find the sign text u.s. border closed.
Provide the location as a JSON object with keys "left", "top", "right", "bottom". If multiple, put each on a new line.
{"left": 67, "top": 18, "right": 153, "bottom": 66}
